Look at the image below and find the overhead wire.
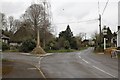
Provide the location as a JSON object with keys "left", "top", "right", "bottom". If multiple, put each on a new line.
{"left": 102, "top": 0, "right": 109, "bottom": 15}
{"left": 52, "top": 19, "right": 98, "bottom": 25}
{"left": 98, "top": 1, "right": 100, "bottom": 14}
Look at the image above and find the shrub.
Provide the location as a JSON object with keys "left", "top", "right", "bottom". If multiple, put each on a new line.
{"left": 94, "top": 44, "right": 104, "bottom": 52}
{"left": 64, "top": 40, "right": 70, "bottom": 49}
{"left": 19, "top": 39, "right": 36, "bottom": 52}
{"left": 2, "top": 42, "right": 10, "bottom": 51}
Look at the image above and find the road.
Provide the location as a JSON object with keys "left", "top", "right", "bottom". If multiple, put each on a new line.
{"left": 2, "top": 52, "right": 45, "bottom": 78}
{"left": 40, "top": 47, "right": 118, "bottom": 78}
{"left": 2, "top": 60, "right": 42, "bottom": 78}
{"left": 2, "top": 47, "right": 118, "bottom": 78}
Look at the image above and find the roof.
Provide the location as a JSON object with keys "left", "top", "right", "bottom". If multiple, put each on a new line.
{"left": 0, "top": 34, "right": 10, "bottom": 39}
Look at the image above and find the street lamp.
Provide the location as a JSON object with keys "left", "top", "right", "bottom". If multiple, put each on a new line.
{"left": 102, "top": 25, "right": 107, "bottom": 50}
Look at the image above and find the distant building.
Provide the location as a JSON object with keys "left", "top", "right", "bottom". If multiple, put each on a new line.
{"left": 0, "top": 34, "right": 10, "bottom": 44}
{"left": 82, "top": 39, "right": 89, "bottom": 47}
{"left": 117, "top": 26, "right": 120, "bottom": 47}
{"left": 89, "top": 40, "right": 95, "bottom": 46}
{"left": 111, "top": 32, "right": 117, "bottom": 47}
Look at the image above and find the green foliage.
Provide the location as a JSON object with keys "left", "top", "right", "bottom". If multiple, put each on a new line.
{"left": 70, "top": 37, "right": 78, "bottom": 49}
{"left": 64, "top": 40, "right": 70, "bottom": 49}
{"left": 106, "top": 27, "right": 113, "bottom": 43}
{"left": 19, "top": 39, "right": 36, "bottom": 52}
{"left": 47, "top": 49, "right": 76, "bottom": 53}
{"left": 94, "top": 44, "right": 104, "bottom": 52}
{"left": 59, "top": 25, "right": 73, "bottom": 42}
{"left": 58, "top": 25, "right": 78, "bottom": 49}
{"left": 2, "top": 42, "right": 10, "bottom": 51}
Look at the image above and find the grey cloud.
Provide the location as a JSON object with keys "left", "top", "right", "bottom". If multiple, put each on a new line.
{"left": 1, "top": 2, "right": 25, "bottom": 14}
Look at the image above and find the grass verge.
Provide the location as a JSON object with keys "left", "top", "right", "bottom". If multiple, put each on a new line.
{"left": 46, "top": 47, "right": 88, "bottom": 53}
{"left": 46, "top": 49, "right": 76, "bottom": 53}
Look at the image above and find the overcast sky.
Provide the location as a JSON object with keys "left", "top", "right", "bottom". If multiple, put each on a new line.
{"left": 0, "top": 0, "right": 119, "bottom": 39}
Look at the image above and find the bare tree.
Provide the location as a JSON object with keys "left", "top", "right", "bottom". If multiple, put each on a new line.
{"left": 91, "top": 32, "right": 99, "bottom": 45}
{"left": 1, "top": 13, "right": 8, "bottom": 30}
{"left": 77, "top": 33, "right": 86, "bottom": 41}
{"left": 23, "top": 3, "right": 47, "bottom": 54}
{"left": 8, "top": 16, "right": 14, "bottom": 31}
{"left": 12, "top": 19, "right": 21, "bottom": 33}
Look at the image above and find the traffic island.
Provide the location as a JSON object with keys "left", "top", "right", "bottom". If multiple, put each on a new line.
{"left": 31, "top": 46, "right": 46, "bottom": 54}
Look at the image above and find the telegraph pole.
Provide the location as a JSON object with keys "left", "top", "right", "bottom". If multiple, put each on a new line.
{"left": 99, "top": 14, "right": 102, "bottom": 44}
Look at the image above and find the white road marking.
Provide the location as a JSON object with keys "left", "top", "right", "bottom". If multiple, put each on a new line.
{"left": 82, "top": 59, "right": 89, "bottom": 64}
{"left": 92, "top": 65, "right": 116, "bottom": 78}
{"left": 79, "top": 56, "right": 81, "bottom": 58}
{"left": 27, "top": 68, "right": 37, "bottom": 70}
{"left": 38, "top": 57, "right": 43, "bottom": 67}
{"left": 21, "top": 53, "right": 31, "bottom": 55}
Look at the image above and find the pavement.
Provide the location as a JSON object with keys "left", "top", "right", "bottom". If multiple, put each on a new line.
{"left": 2, "top": 52, "right": 47, "bottom": 79}
{"left": 40, "top": 47, "right": 118, "bottom": 78}
{"left": 2, "top": 60, "right": 43, "bottom": 78}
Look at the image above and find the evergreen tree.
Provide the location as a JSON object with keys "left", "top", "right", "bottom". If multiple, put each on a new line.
{"left": 59, "top": 25, "right": 73, "bottom": 42}
{"left": 58, "top": 25, "right": 78, "bottom": 49}
{"left": 106, "top": 27, "right": 113, "bottom": 43}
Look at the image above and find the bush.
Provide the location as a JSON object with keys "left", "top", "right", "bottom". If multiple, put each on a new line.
{"left": 64, "top": 40, "right": 70, "bottom": 49}
{"left": 2, "top": 42, "right": 10, "bottom": 51}
{"left": 94, "top": 44, "right": 104, "bottom": 52}
{"left": 19, "top": 39, "right": 36, "bottom": 53}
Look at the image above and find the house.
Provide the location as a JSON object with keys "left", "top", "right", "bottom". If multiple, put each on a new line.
{"left": 82, "top": 39, "right": 89, "bottom": 47}
{"left": 117, "top": 26, "right": 120, "bottom": 47}
{"left": 89, "top": 39, "right": 95, "bottom": 46}
{"left": 0, "top": 34, "right": 10, "bottom": 44}
{"left": 111, "top": 32, "right": 117, "bottom": 47}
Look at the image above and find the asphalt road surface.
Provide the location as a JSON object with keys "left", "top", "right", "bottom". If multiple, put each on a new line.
{"left": 2, "top": 52, "right": 45, "bottom": 78}
{"left": 2, "top": 60, "right": 42, "bottom": 78}
{"left": 40, "top": 47, "right": 118, "bottom": 78}
{"left": 2, "top": 47, "right": 118, "bottom": 78}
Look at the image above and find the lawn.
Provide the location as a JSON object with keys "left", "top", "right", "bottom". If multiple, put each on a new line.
{"left": 46, "top": 47, "right": 88, "bottom": 53}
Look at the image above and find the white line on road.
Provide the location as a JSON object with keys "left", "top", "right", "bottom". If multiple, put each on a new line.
{"left": 92, "top": 65, "right": 116, "bottom": 78}
{"left": 79, "top": 56, "right": 81, "bottom": 58}
{"left": 82, "top": 59, "right": 89, "bottom": 64}
{"left": 27, "top": 68, "right": 37, "bottom": 70}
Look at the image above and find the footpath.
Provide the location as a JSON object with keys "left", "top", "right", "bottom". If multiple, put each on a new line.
{"left": 2, "top": 60, "right": 44, "bottom": 78}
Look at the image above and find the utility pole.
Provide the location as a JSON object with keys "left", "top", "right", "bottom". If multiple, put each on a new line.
{"left": 99, "top": 14, "right": 102, "bottom": 44}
